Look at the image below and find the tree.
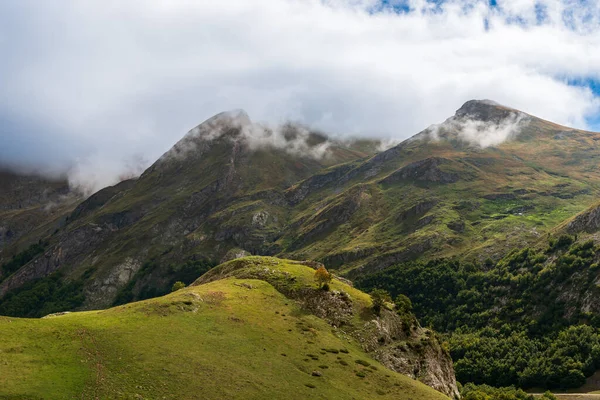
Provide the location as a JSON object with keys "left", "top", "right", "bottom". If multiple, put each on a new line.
{"left": 314, "top": 266, "right": 332, "bottom": 290}
{"left": 370, "top": 289, "right": 391, "bottom": 315}
{"left": 171, "top": 281, "right": 186, "bottom": 292}
{"left": 394, "top": 294, "right": 413, "bottom": 315}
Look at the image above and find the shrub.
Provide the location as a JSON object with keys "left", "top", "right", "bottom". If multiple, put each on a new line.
{"left": 314, "top": 266, "right": 332, "bottom": 289}
{"left": 370, "top": 289, "right": 391, "bottom": 315}
{"left": 394, "top": 294, "right": 413, "bottom": 314}
{"left": 171, "top": 281, "right": 186, "bottom": 292}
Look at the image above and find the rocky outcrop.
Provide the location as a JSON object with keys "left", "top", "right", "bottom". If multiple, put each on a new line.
{"left": 285, "top": 163, "right": 356, "bottom": 205}
{"left": 381, "top": 157, "right": 462, "bottom": 185}
{"left": 363, "top": 311, "right": 459, "bottom": 399}
{"left": 86, "top": 258, "right": 142, "bottom": 307}
{"left": 0, "top": 223, "right": 113, "bottom": 298}
{"left": 567, "top": 203, "right": 600, "bottom": 233}
{"left": 455, "top": 99, "right": 519, "bottom": 124}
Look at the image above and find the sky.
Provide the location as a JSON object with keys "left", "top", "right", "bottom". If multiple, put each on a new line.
{"left": 2, "top": 0, "right": 600, "bottom": 192}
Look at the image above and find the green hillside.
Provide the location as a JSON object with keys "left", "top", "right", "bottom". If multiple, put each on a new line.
{"left": 0, "top": 257, "right": 450, "bottom": 400}
{"left": 355, "top": 235, "right": 600, "bottom": 392}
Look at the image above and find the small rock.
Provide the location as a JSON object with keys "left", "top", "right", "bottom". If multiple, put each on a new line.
{"left": 311, "top": 370, "right": 322, "bottom": 377}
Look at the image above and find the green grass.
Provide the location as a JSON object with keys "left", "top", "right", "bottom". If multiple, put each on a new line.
{"left": 0, "top": 258, "right": 447, "bottom": 400}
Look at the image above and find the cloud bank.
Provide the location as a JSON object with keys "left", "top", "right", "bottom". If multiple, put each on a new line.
{"left": 2, "top": 0, "right": 600, "bottom": 192}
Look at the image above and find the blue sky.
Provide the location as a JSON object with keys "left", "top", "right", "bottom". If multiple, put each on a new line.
{"left": 1, "top": 0, "right": 600, "bottom": 190}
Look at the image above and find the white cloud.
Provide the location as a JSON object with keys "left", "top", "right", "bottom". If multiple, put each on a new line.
{"left": 1, "top": 0, "right": 600, "bottom": 192}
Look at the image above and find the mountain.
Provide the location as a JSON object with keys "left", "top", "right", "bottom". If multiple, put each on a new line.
{"left": 0, "top": 112, "right": 381, "bottom": 309}
{"left": 4, "top": 101, "right": 600, "bottom": 311}
{"left": 5, "top": 100, "right": 600, "bottom": 397}
{"left": 0, "top": 168, "right": 81, "bottom": 266}
{"left": 0, "top": 256, "right": 454, "bottom": 399}
{"left": 283, "top": 99, "right": 600, "bottom": 275}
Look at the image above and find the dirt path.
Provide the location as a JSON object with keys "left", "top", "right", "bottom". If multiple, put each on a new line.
{"left": 77, "top": 328, "right": 106, "bottom": 399}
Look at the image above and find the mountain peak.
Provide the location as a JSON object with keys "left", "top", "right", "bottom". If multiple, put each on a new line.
{"left": 454, "top": 99, "right": 513, "bottom": 120}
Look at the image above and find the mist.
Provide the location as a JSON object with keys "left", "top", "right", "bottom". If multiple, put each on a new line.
{"left": 160, "top": 110, "right": 366, "bottom": 165}
{"left": 426, "top": 109, "right": 528, "bottom": 148}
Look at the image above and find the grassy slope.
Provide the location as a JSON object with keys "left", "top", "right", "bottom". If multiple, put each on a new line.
{"left": 280, "top": 116, "right": 600, "bottom": 270}
{"left": 0, "top": 258, "right": 447, "bottom": 400}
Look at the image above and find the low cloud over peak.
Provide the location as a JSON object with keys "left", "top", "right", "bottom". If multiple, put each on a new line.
{"left": 2, "top": 1, "right": 600, "bottom": 193}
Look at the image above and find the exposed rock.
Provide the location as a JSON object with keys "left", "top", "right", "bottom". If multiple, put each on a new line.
{"left": 455, "top": 99, "right": 518, "bottom": 124}
{"left": 483, "top": 193, "right": 516, "bottom": 201}
{"left": 285, "top": 164, "right": 356, "bottom": 205}
{"left": 567, "top": 204, "right": 600, "bottom": 233}
{"left": 397, "top": 200, "right": 437, "bottom": 223}
{"left": 251, "top": 210, "right": 269, "bottom": 227}
{"left": 446, "top": 220, "right": 465, "bottom": 233}
{"left": 69, "top": 179, "right": 136, "bottom": 222}
{"left": 362, "top": 310, "right": 459, "bottom": 399}
{"left": 290, "top": 186, "right": 366, "bottom": 249}
{"left": 86, "top": 258, "right": 142, "bottom": 308}
{"left": 220, "top": 248, "right": 252, "bottom": 263}
{"left": 42, "top": 311, "right": 71, "bottom": 318}
{"left": 381, "top": 157, "right": 462, "bottom": 185}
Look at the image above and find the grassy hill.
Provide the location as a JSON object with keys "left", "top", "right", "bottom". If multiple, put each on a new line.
{"left": 0, "top": 257, "right": 450, "bottom": 399}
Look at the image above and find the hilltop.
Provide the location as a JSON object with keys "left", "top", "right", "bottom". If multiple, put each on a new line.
{"left": 0, "top": 257, "right": 454, "bottom": 399}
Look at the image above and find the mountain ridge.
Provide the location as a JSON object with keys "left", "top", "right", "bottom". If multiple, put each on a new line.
{"left": 3, "top": 99, "right": 600, "bottom": 313}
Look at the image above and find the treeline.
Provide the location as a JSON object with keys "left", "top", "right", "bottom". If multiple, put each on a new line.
{"left": 0, "top": 257, "right": 215, "bottom": 317}
{"left": 461, "top": 384, "right": 556, "bottom": 400}
{"left": 0, "top": 272, "right": 85, "bottom": 318}
{"left": 355, "top": 236, "right": 600, "bottom": 389}
{"left": 0, "top": 240, "right": 48, "bottom": 282}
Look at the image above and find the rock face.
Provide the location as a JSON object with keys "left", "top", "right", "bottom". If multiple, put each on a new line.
{"left": 366, "top": 312, "right": 459, "bottom": 399}
{"left": 455, "top": 99, "right": 518, "bottom": 123}
{"left": 306, "top": 290, "right": 459, "bottom": 399}
{"left": 567, "top": 203, "right": 600, "bottom": 233}
{"left": 382, "top": 157, "right": 462, "bottom": 184}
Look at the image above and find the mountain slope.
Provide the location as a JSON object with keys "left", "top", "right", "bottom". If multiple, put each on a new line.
{"left": 4, "top": 100, "right": 600, "bottom": 313}
{"left": 0, "top": 168, "right": 81, "bottom": 269}
{"left": 278, "top": 100, "right": 600, "bottom": 273}
{"left": 0, "top": 257, "right": 451, "bottom": 399}
{"left": 0, "top": 112, "right": 381, "bottom": 309}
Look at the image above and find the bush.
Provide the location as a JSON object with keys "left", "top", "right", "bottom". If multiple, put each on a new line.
{"left": 370, "top": 289, "right": 391, "bottom": 315}
{"left": 171, "top": 281, "right": 186, "bottom": 292}
{"left": 461, "top": 383, "right": 534, "bottom": 400}
{"left": 394, "top": 294, "right": 413, "bottom": 314}
{"left": 314, "top": 266, "right": 332, "bottom": 289}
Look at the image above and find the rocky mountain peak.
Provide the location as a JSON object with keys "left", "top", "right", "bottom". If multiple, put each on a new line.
{"left": 454, "top": 99, "right": 520, "bottom": 123}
